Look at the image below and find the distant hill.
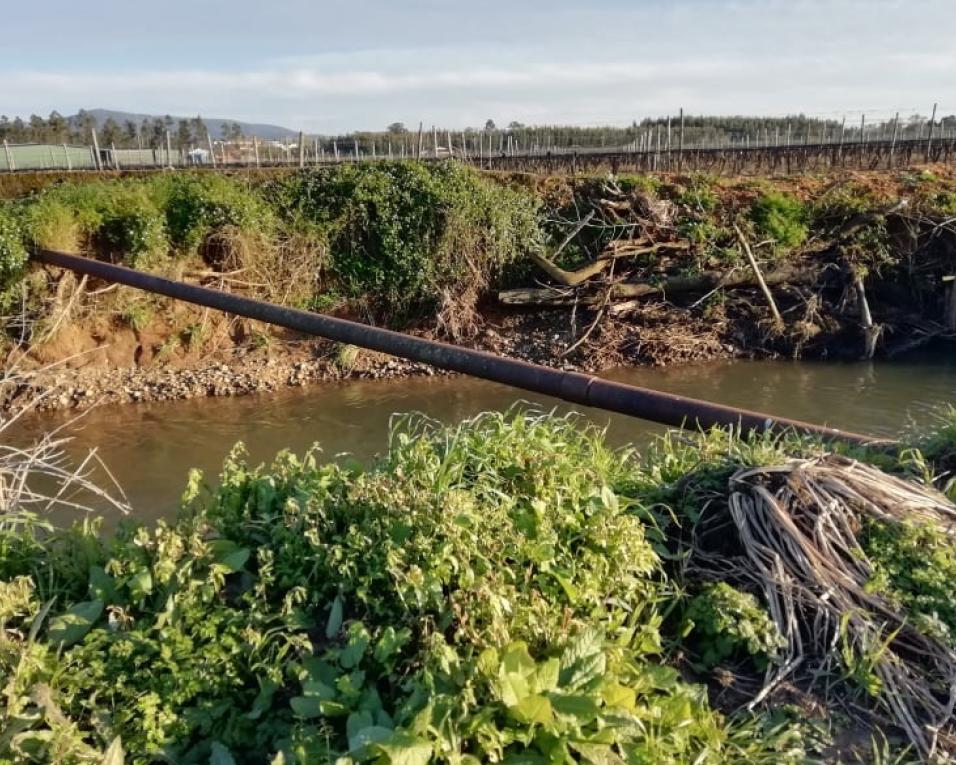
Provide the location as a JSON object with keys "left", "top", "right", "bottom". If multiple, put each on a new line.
{"left": 71, "top": 109, "right": 298, "bottom": 141}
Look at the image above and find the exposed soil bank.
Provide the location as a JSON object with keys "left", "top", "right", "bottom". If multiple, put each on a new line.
{"left": 6, "top": 302, "right": 739, "bottom": 413}
{"left": 4, "top": 163, "right": 956, "bottom": 413}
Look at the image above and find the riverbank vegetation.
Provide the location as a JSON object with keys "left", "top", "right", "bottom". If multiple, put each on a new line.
{"left": 2, "top": 409, "right": 956, "bottom": 762}
{"left": 1, "top": 162, "right": 956, "bottom": 410}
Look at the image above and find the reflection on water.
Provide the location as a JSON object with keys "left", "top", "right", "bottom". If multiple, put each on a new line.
{"left": 8, "top": 353, "right": 956, "bottom": 523}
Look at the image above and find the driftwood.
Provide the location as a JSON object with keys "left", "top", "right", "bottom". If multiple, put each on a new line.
{"left": 526, "top": 251, "right": 610, "bottom": 287}
{"left": 528, "top": 237, "right": 691, "bottom": 287}
{"left": 499, "top": 263, "right": 821, "bottom": 307}
{"left": 853, "top": 274, "right": 880, "bottom": 359}
{"left": 735, "top": 224, "right": 783, "bottom": 326}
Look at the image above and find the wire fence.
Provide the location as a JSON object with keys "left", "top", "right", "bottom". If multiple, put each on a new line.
{"left": 3, "top": 105, "right": 956, "bottom": 176}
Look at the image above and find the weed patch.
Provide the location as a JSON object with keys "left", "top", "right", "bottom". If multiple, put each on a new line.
{"left": 749, "top": 192, "right": 808, "bottom": 250}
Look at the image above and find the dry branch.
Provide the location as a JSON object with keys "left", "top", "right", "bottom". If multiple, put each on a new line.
{"left": 499, "top": 263, "right": 821, "bottom": 307}
{"left": 853, "top": 274, "right": 880, "bottom": 359}
{"left": 735, "top": 224, "right": 783, "bottom": 327}
{"left": 597, "top": 240, "right": 691, "bottom": 260}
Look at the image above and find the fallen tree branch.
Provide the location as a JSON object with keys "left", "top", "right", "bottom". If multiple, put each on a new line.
{"left": 499, "top": 263, "right": 822, "bottom": 307}
{"left": 526, "top": 211, "right": 606, "bottom": 287}
{"left": 853, "top": 273, "right": 880, "bottom": 359}
{"left": 526, "top": 252, "right": 611, "bottom": 287}
{"left": 803, "top": 199, "right": 910, "bottom": 255}
{"left": 526, "top": 239, "right": 693, "bottom": 288}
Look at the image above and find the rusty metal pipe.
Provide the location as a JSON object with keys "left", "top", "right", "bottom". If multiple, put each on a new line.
{"left": 33, "top": 249, "right": 885, "bottom": 445}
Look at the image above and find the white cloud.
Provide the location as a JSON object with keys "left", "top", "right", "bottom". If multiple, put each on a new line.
{"left": 3, "top": 0, "right": 955, "bottom": 132}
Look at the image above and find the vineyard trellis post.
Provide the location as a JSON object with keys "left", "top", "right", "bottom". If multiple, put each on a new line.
{"left": 2, "top": 140, "right": 14, "bottom": 171}
{"left": 91, "top": 129, "right": 102, "bottom": 171}
{"left": 859, "top": 114, "right": 866, "bottom": 168}
{"left": 678, "top": 108, "right": 685, "bottom": 173}
{"left": 927, "top": 102, "right": 938, "bottom": 161}
{"left": 838, "top": 116, "right": 846, "bottom": 165}
{"left": 890, "top": 112, "right": 900, "bottom": 168}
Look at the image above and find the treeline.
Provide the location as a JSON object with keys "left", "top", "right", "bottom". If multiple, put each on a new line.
{"left": 4, "top": 110, "right": 956, "bottom": 153}
{"left": 0, "top": 110, "right": 242, "bottom": 149}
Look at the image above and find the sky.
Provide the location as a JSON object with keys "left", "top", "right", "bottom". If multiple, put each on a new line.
{"left": 2, "top": 0, "right": 954, "bottom": 133}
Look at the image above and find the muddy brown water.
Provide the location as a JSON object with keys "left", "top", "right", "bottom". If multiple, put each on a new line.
{"left": 8, "top": 354, "right": 956, "bottom": 524}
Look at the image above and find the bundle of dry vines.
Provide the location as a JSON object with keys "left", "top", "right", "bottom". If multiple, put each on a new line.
{"left": 695, "top": 455, "right": 956, "bottom": 759}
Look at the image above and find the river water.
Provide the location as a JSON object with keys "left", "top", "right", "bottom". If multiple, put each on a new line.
{"left": 9, "top": 354, "right": 956, "bottom": 523}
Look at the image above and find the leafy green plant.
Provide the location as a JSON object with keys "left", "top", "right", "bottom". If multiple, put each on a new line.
{"left": 861, "top": 517, "right": 956, "bottom": 648}
{"left": 615, "top": 173, "right": 662, "bottom": 194}
{"left": 932, "top": 190, "right": 956, "bottom": 216}
{"left": 305, "top": 290, "right": 344, "bottom": 313}
{"left": 155, "top": 335, "right": 180, "bottom": 360}
{"left": 153, "top": 173, "right": 276, "bottom": 255}
{"left": 334, "top": 343, "right": 361, "bottom": 372}
{"left": 95, "top": 188, "right": 167, "bottom": 267}
{"left": 274, "top": 162, "right": 541, "bottom": 322}
{"left": 18, "top": 193, "right": 95, "bottom": 252}
{"left": 0, "top": 412, "right": 806, "bottom": 764}
{"left": 682, "top": 582, "right": 785, "bottom": 670}
{"left": 914, "top": 406, "right": 956, "bottom": 493}
{"left": 749, "top": 192, "right": 808, "bottom": 250}
{"left": 0, "top": 205, "right": 27, "bottom": 307}
{"left": 677, "top": 175, "right": 720, "bottom": 213}
{"left": 808, "top": 181, "right": 883, "bottom": 229}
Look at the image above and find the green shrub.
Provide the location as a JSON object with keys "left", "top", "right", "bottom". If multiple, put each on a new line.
{"left": 153, "top": 173, "right": 276, "bottom": 255}
{"left": 677, "top": 175, "right": 720, "bottom": 213}
{"left": 749, "top": 192, "right": 808, "bottom": 249}
{"left": 95, "top": 188, "right": 167, "bottom": 267}
{"left": 0, "top": 205, "right": 27, "bottom": 307}
{"left": 275, "top": 162, "right": 541, "bottom": 321}
{"left": 0, "top": 413, "right": 803, "bottom": 764}
{"left": 17, "top": 181, "right": 167, "bottom": 268}
{"left": 616, "top": 173, "right": 662, "bottom": 194}
{"left": 808, "top": 181, "right": 883, "bottom": 229}
{"left": 933, "top": 190, "right": 956, "bottom": 216}
{"left": 19, "top": 193, "right": 98, "bottom": 252}
{"left": 683, "top": 582, "right": 785, "bottom": 670}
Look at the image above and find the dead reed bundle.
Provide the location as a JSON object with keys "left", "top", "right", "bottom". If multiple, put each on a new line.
{"left": 693, "top": 454, "right": 956, "bottom": 759}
